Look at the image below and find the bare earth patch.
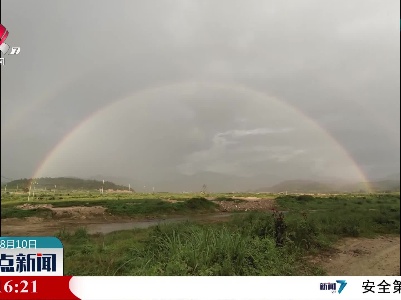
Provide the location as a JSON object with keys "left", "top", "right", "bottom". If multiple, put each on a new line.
{"left": 161, "top": 199, "right": 183, "bottom": 203}
{"left": 1, "top": 204, "right": 111, "bottom": 236}
{"left": 2, "top": 198, "right": 275, "bottom": 236}
{"left": 316, "top": 236, "right": 400, "bottom": 276}
{"left": 215, "top": 198, "right": 275, "bottom": 212}
{"left": 17, "top": 203, "right": 53, "bottom": 210}
{"left": 17, "top": 203, "right": 106, "bottom": 218}
{"left": 232, "top": 197, "right": 263, "bottom": 201}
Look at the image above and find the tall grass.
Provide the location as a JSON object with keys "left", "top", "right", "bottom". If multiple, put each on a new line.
{"left": 59, "top": 194, "right": 400, "bottom": 276}
{"left": 61, "top": 221, "right": 315, "bottom": 276}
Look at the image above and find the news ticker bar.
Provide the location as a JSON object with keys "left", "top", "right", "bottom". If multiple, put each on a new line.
{"left": 1, "top": 237, "right": 400, "bottom": 299}
{"left": 0, "top": 276, "right": 400, "bottom": 300}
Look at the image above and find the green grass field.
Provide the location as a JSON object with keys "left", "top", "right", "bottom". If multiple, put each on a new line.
{"left": 1, "top": 191, "right": 399, "bottom": 275}
{"left": 1, "top": 193, "right": 223, "bottom": 219}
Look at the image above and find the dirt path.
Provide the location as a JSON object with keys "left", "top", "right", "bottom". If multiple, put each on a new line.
{"left": 318, "top": 236, "right": 400, "bottom": 276}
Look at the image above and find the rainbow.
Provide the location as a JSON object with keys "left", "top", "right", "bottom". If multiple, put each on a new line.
{"left": 30, "top": 81, "right": 373, "bottom": 192}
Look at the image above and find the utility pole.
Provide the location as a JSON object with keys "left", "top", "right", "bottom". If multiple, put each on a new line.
{"left": 202, "top": 184, "right": 207, "bottom": 194}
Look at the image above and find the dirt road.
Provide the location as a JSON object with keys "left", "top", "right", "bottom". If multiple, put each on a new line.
{"left": 318, "top": 235, "right": 400, "bottom": 276}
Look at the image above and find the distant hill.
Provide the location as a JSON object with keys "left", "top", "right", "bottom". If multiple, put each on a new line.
{"left": 383, "top": 173, "right": 400, "bottom": 181}
{"left": 154, "top": 171, "right": 264, "bottom": 193}
{"left": 255, "top": 180, "right": 336, "bottom": 193}
{"left": 343, "top": 180, "right": 400, "bottom": 193}
{"left": 2, "top": 177, "right": 129, "bottom": 191}
{"left": 2, "top": 173, "right": 399, "bottom": 194}
{"left": 88, "top": 175, "right": 132, "bottom": 186}
{"left": 256, "top": 178, "right": 400, "bottom": 193}
{"left": 371, "top": 180, "right": 400, "bottom": 192}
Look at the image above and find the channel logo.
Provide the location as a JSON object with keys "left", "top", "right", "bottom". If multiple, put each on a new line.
{"left": 320, "top": 280, "right": 347, "bottom": 294}
{"left": 0, "top": 23, "right": 10, "bottom": 53}
{"left": 0, "top": 23, "right": 21, "bottom": 66}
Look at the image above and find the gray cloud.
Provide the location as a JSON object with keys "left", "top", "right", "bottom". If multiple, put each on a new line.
{"left": 1, "top": 0, "right": 399, "bottom": 190}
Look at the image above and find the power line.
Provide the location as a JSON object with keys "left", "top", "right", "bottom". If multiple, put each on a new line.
{"left": 1, "top": 175, "right": 15, "bottom": 181}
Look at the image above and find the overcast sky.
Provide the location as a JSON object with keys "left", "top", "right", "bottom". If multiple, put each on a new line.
{"left": 1, "top": 0, "right": 400, "bottom": 191}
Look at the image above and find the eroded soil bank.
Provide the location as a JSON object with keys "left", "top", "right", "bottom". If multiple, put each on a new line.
{"left": 1, "top": 197, "right": 276, "bottom": 236}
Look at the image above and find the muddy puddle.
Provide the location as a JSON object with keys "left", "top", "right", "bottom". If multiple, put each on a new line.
{"left": 86, "top": 213, "right": 236, "bottom": 234}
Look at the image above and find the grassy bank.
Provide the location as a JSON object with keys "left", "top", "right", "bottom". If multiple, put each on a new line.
{"left": 61, "top": 217, "right": 323, "bottom": 276}
{"left": 276, "top": 194, "right": 400, "bottom": 238}
{"left": 1, "top": 197, "right": 220, "bottom": 219}
{"left": 59, "top": 194, "right": 400, "bottom": 275}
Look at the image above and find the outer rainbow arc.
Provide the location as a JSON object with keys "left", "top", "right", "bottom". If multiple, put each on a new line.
{"left": 2, "top": 61, "right": 117, "bottom": 138}
{"left": 31, "top": 81, "right": 373, "bottom": 193}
